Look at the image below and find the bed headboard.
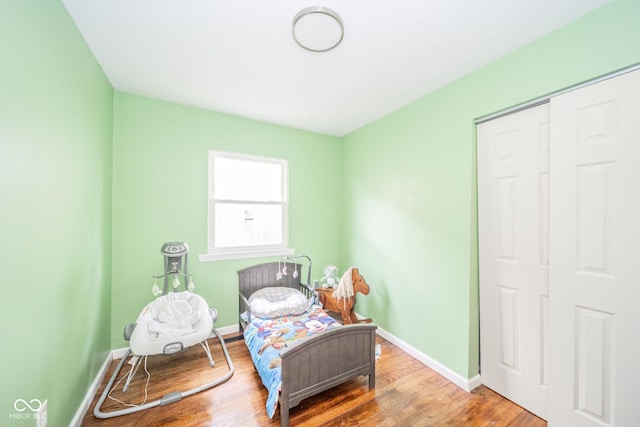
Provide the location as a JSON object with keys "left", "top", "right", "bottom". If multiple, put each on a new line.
{"left": 238, "top": 261, "right": 305, "bottom": 330}
{"left": 238, "top": 262, "right": 303, "bottom": 297}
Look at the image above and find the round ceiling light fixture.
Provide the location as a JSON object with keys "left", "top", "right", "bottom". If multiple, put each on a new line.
{"left": 292, "top": 6, "right": 344, "bottom": 52}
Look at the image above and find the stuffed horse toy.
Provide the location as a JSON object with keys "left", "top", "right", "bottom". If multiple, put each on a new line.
{"left": 316, "top": 267, "right": 371, "bottom": 324}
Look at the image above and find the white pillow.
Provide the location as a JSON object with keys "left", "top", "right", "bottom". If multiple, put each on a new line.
{"left": 248, "top": 287, "right": 309, "bottom": 319}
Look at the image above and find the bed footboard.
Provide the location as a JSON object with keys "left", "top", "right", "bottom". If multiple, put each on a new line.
{"left": 278, "top": 324, "right": 377, "bottom": 427}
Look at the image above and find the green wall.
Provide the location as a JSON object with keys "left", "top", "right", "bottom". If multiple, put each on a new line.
{"left": 2, "top": 1, "right": 639, "bottom": 424}
{"left": 0, "top": 1, "right": 113, "bottom": 426}
{"left": 341, "top": 0, "right": 640, "bottom": 379}
{"left": 111, "top": 93, "right": 342, "bottom": 348}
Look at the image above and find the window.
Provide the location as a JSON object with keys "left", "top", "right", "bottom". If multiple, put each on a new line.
{"left": 199, "top": 151, "right": 294, "bottom": 261}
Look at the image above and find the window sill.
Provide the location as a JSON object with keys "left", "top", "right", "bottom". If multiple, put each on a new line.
{"left": 198, "top": 247, "right": 295, "bottom": 262}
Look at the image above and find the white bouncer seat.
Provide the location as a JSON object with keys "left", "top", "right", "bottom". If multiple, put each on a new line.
{"left": 93, "top": 242, "right": 234, "bottom": 420}
{"left": 130, "top": 291, "right": 214, "bottom": 356}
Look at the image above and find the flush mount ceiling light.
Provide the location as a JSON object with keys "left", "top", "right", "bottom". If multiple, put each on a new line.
{"left": 292, "top": 6, "right": 344, "bottom": 52}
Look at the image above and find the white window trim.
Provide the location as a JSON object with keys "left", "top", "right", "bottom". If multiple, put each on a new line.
{"left": 199, "top": 151, "right": 294, "bottom": 262}
{"left": 199, "top": 247, "right": 295, "bottom": 262}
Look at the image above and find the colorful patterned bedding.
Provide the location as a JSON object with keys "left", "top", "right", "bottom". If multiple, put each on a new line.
{"left": 243, "top": 305, "right": 341, "bottom": 418}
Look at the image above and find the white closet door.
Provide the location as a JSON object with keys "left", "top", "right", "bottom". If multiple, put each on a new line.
{"left": 478, "top": 103, "right": 550, "bottom": 419}
{"left": 548, "top": 69, "right": 640, "bottom": 427}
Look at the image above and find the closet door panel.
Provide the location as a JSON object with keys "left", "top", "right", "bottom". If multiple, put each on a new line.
{"left": 548, "top": 69, "right": 640, "bottom": 427}
{"left": 478, "top": 103, "right": 550, "bottom": 420}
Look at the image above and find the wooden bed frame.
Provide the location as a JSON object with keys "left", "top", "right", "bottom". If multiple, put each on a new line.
{"left": 238, "top": 262, "right": 377, "bottom": 426}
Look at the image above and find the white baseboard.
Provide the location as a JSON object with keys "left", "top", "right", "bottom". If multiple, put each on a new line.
{"left": 374, "top": 324, "right": 481, "bottom": 392}
{"left": 69, "top": 351, "right": 113, "bottom": 427}
{"left": 213, "top": 323, "right": 240, "bottom": 337}
{"left": 73, "top": 321, "right": 480, "bottom": 424}
{"left": 468, "top": 373, "right": 483, "bottom": 390}
{"left": 111, "top": 346, "right": 129, "bottom": 360}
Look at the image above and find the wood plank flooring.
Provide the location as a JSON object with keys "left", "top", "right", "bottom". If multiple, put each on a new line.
{"left": 82, "top": 333, "right": 546, "bottom": 426}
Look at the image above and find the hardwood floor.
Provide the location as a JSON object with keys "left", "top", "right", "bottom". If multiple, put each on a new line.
{"left": 82, "top": 333, "right": 546, "bottom": 426}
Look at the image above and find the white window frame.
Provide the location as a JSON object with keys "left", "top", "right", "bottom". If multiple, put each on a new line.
{"left": 199, "top": 151, "right": 294, "bottom": 262}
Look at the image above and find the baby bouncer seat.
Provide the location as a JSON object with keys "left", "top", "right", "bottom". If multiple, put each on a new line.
{"left": 130, "top": 289, "right": 213, "bottom": 357}
{"left": 94, "top": 242, "right": 234, "bottom": 419}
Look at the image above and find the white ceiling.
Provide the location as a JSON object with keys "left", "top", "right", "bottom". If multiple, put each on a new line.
{"left": 62, "top": 0, "right": 610, "bottom": 137}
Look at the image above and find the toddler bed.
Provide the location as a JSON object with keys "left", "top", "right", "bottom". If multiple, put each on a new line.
{"left": 238, "top": 261, "right": 377, "bottom": 426}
